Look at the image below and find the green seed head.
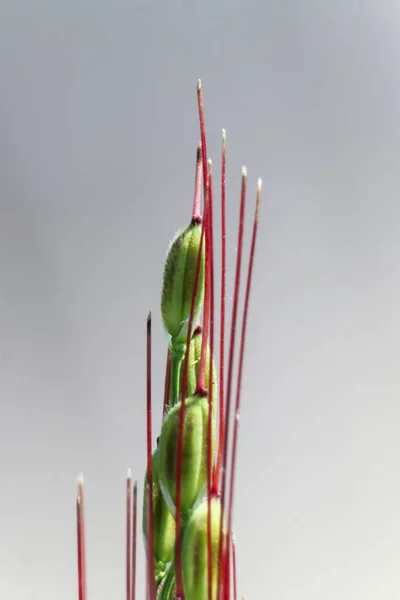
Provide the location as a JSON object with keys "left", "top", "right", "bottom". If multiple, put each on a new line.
{"left": 142, "top": 448, "right": 176, "bottom": 567}
{"left": 161, "top": 221, "right": 205, "bottom": 347}
{"left": 182, "top": 497, "right": 225, "bottom": 600}
{"left": 158, "top": 393, "right": 216, "bottom": 520}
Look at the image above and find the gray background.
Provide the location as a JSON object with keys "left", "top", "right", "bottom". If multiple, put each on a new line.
{"left": 1, "top": 1, "right": 399, "bottom": 599}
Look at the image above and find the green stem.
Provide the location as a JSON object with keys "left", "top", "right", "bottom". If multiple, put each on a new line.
{"left": 170, "top": 344, "right": 185, "bottom": 407}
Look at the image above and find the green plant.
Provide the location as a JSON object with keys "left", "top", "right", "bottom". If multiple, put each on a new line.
{"left": 75, "top": 80, "right": 261, "bottom": 600}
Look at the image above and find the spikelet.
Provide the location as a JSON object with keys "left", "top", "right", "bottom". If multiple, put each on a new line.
{"left": 75, "top": 80, "right": 262, "bottom": 600}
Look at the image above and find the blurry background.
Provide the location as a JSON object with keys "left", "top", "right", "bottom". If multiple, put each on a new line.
{"left": 1, "top": 1, "right": 400, "bottom": 599}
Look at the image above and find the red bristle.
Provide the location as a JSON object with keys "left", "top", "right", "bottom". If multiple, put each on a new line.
{"left": 206, "top": 159, "right": 216, "bottom": 600}
{"left": 232, "top": 534, "right": 238, "bottom": 600}
{"left": 196, "top": 80, "right": 210, "bottom": 395}
{"left": 197, "top": 80, "right": 209, "bottom": 199}
{"left": 213, "top": 129, "right": 226, "bottom": 494}
{"left": 223, "top": 167, "right": 247, "bottom": 459}
{"left": 126, "top": 470, "right": 132, "bottom": 600}
{"left": 218, "top": 168, "right": 247, "bottom": 600}
{"left": 196, "top": 82, "right": 215, "bottom": 600}
{"left": 162, "top": 349, "right": 171, "bottom": 418}
{"left": 207, "top": 160, "right": 215, "bottom": 422}
{"left": 131, "top": 481, "right": 137, "bottom": 600}
{"left": 227, "top": 180, "right": 261, "bottom": 543}
{"left": 192, "top": 143, "right": 203, "bottom": 223}
{"left": 197, "top": 180, "right": 210, "bottom": 393}
{"left": 195, "top": 85, "right": 214, "bottom": 598}
{"left": 175, "top": 189, "right": 207, "bottom": 599}
{"left": 76, "top": 475, "right": 87, "bottom": 600}
{"left": 146, "top": 313, "right": 156, "bottom": 600}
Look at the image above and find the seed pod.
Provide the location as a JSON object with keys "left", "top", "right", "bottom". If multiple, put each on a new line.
{"left": 158, "top": 392, "right": 216, "bottom": 520}
{"left": 161, "top": 221, "right": 205, "bottom": 346}
{"left": 142, "top": 448, "right": 176, "bottom": 568}
{"left": 182, "top": 497, "right": 226, "bottom": 600}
